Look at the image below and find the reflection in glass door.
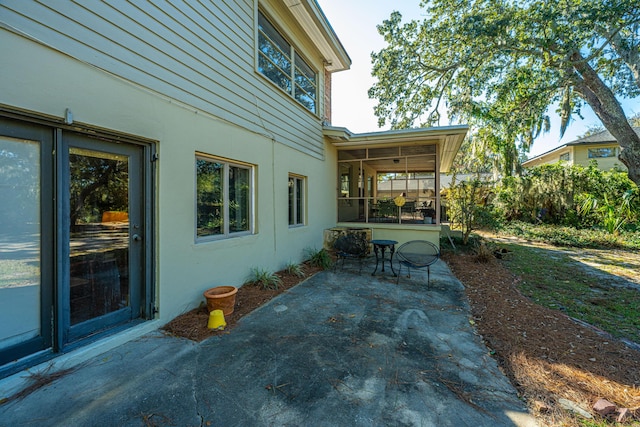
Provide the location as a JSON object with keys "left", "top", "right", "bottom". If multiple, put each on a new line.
{"left": 69, "top": 148, "right": 130, "bottom": 325}
{"left": 0, "top": 138, "right": 42, "bottom": 353}
{"left": 0, "top": 121, "right": 53, "bottom": 367}
{"left": 64, "top": 135, "right": 144, "bottom": 341}
{"left": 1, "top": 117, "right": 151, "bottom": 375}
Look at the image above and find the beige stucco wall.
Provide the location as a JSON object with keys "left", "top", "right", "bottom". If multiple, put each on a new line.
{"left": 525, "top": 144, "right": 627, "bottom": 171}
{"left": 572, "top": 145, "right": 626, "bottom": 170}
{"left": 1, "top": 31, "right": 338, "bottom": 323}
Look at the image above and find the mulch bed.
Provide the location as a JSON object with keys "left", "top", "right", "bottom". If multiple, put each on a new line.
{"left": 162, "top": 262, "right": 323, "bottom": 342}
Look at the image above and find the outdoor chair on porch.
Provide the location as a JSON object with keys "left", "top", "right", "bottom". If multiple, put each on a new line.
{"left": 401, "top": 201, "right": 417, "bottom": 219}
{"left": 333, "top": 233, "right": 370, "bottom": 274}
{"left": 395, "top": 240, "right": 440, "bottom": 286}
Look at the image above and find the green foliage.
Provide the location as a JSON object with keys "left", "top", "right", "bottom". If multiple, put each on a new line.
{"left": 69, "top": 153, "right": 128, "bottom": 227}
{"left": 369, "top": 0, "right": 640, "bottom": 182}
{"left": 196, "top": 160, "right": 251, "bottom": 236}
{"left": 494, "top": 163, "right": 639, "bottom": 231}
{"left": 499, "top": 221, "right": 640, "bottom": 250}
{"left": 284, "top": 262, "right": 305, "bottom": 278}
{"left": 305, "top": 247, "right": 333, "bottom": 270}
{"left": 446, "top": 179, "right": 495, "bottom": 245}
{"left": 249, "top": 267, "right": 282, "bottom": 290}
{"left": 440, "top": 232, "right": 483, "bottom": 254}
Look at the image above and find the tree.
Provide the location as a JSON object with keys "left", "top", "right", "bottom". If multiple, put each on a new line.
{"left": 369, "top": 0, "right": 640, "bottom": 184}
{"left": 581, "top": 112, "right": 640, "bottom": 137}
{"left": 446, "top": 179, "right": 491, "bottom": 245}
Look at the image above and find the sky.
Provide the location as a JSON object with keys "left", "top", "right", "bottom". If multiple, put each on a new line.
{"left": 316, "top": 0, "right": 639, "bottom": 158}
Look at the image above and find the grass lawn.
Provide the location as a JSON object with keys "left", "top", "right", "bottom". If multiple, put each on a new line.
{"left": 498, "top": 242, "right": 640, "bottom": 345}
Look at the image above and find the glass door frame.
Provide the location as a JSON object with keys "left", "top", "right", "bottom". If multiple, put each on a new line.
{"left": 0, "top": 119, "right": 54, "bottom": 366}
{"left": 57, "top": 131, "right": 151, "bottom": 345}
{"left": 0, "top": 112, "right": 155, "bottom": 378}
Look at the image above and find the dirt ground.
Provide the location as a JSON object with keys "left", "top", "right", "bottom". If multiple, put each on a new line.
{"left": 442, "top": 251, "right": 640, "bottom": 426}
{"left": 163, "top": 253, "right": 640, "bottom": 425}
{"left": 162, "top": 262, "right": 324, "bottom": 342}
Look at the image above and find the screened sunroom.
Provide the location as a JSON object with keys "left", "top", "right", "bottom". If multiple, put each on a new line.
{"left": 325, "top": 126, "right": 468, "bottom": 233}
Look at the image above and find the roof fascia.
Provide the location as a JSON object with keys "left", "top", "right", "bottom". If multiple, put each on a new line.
{"left": 282, "top": 0, "right": 351, "bottom": 72}
{"left": 523, "top": 144, "right": 570, "bottom": 165}
{"left": 327, "top": 125, "right": 469, "bottom": 172}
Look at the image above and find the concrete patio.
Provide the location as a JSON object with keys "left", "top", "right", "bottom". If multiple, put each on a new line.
{"left": 0, "top": 258, "right": 538, "bottom": 426}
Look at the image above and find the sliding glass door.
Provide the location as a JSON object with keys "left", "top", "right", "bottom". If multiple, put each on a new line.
{"left": 0, "top": 116, "right": 152, "bottom": 371}
{"left": 0, "top": 120, "right": 53, "bottom": 365}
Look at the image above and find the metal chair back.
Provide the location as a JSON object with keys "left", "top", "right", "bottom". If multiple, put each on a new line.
{"left": 333, "top": 233, "right": 369, "bottom": 273}
{"left": 395, "top": 240, "right": 440, "bottom": 286}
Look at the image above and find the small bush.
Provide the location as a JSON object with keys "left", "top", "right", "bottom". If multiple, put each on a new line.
{"left": 474, "top": 241, "right": 495, "bottom": 263}
{"left": 305, "top": 247, "right": 333, "bottom": 270}
{"left": 249, "top": 267, "right": 282, "bottom": 290}
{"left": 446, "top": 179, "right": 494, "bottom": 245}
{"left": 284, "top": 262, "right": 305, "bottom": 278}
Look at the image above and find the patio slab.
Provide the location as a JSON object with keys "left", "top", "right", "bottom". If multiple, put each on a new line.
{"left": 0, "top": 259, "right": 538, "bottom": 426}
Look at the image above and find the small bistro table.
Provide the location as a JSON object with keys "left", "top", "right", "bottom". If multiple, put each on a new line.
{"left": 371, "top": 239, "right": 398, "bottom": 276}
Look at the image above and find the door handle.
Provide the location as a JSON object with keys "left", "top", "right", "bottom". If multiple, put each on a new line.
{"left": 132, "top": 234, "right": 142, "bottom": 242}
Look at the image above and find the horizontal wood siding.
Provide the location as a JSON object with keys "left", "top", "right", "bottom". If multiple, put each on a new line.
{"left": 0, "top": 0, "right": 325, "bottom": 158}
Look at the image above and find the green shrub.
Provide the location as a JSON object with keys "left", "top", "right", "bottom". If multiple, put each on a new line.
{"left": 493, "top": 163, "right": 638, "bottom": 229}
{"left": 249, "top": 267, "right": 282, "bottom": 290}
{"left": 305, "top": 247, "right": 333, "bottom": 270}
{"left": 284, "top": 262, "right": 305, "bottom": 278}
{"left": 446, "top": 179, "right": 495, "bottom": 244}
{"left": 474, "top": 241, "right": 495, "bottom": 263}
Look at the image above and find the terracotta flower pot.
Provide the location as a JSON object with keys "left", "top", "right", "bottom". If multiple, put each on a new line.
{"left": 203, "top": 286, "right": 238, "bottom": 316}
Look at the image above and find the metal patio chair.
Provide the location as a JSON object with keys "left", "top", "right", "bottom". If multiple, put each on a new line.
{"left": 395, "top": 240, "right": 440, "bottom": 286}
{"left": 333, "top": 233, "right": 370, "bottom": 274}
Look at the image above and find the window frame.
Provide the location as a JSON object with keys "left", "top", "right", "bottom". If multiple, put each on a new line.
{"left": 288, "top": 174, "right": 306, "bottom": 227}
{"left": 257, "top": 10, "right": 318, "bottom": 114}
{"left": 196, "top": 154, "right": 255, "bottom": 242}
{"left": 588, "top": 147, "right": 616, "bottom": 159}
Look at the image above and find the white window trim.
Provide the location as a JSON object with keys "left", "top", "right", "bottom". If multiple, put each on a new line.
{"left": 195, "top": 154, "right": 255, "bottom": 242}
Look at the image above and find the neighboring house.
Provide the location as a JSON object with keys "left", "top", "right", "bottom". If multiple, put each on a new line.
{"left": 0, "top": 1, "right": 466, "bottom": 379}
{"left": 522, "top": 128, "right": 640, "bottom": 171}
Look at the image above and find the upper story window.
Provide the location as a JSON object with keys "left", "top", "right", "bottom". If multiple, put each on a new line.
{"left": 258, "top": 11, "right": 317, "bottom": 114}
{"left": 588, "top": 147, "right": 616, "bottom": 158}
{"left": 196, "top": 155, "right": 254, "bottom": 241}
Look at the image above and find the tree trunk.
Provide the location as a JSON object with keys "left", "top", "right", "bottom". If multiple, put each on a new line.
{"left": 571, "top": 52, "right": 640, "bottom": 186}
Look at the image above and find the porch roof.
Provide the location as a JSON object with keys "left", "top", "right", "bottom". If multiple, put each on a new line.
{"left": 324, "top": 125, "right": 469, "bottom": 173}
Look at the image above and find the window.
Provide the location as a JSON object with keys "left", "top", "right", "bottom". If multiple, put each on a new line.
{"left": 258, "top": 11, "right": 317, "bottom": 113}
{"left": 588, "top": 147, "right": 615, "bottom": 158}
{"left": 196, "top": 155, "right": 253, "bottom": 239}
{"left": 288, "top": 174, "right": 305, "bottom": 226}
{"left": 559, "top": 153, "right": 570, "bottom": 161}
